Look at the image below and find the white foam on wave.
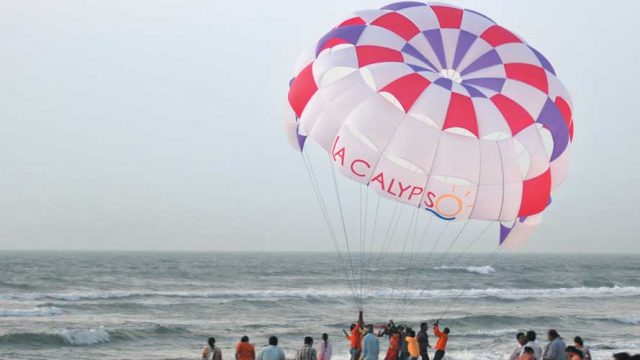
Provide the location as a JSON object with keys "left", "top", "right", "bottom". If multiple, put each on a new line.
{"left": 434, "top": 265, "right": 496, "bottom": 275}
{"left": 611, "top": 315, "right": 640, "bottom": 325}
{"left": 4, "top": 286, "right": 640, "bottom": 302}
{"left": 456, "top": 328, "right": 519, "bottom": 337}
{"left": 57, "top": 326, "right": 111, "bottom": 346}
{"left": 0, "top": 306, "right": 63, "bottom": 317}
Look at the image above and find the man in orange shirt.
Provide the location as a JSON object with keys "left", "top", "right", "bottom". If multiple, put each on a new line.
{"left": 432, "top": 322, "right": 449, "bottom": 360}
{"left": 343, "top": 311, "right": 365, "bottom": 360}
{"left": 236, "top": 336, "right": 256, "bottom": 360}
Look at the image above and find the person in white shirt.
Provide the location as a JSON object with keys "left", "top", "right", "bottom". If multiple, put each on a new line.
{"left": 318, "top": 333, "right": 332, "bottom": 360}
{"left": 520, "top": 330, "right": 543, "bottom": 360}
{"left": 509, "top": 332, "right": 528, "bottom": 360}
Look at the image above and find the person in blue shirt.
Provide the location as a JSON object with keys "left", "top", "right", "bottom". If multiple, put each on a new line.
{"left": 362, "top": 324, "right": 380, "bottom": 360}
{"left": 258, "top": 336, "right": 285, "bottom": 360}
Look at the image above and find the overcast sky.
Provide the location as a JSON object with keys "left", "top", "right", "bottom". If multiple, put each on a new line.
{"left": 0, "top": 0, "right": 638, "bottom": 253}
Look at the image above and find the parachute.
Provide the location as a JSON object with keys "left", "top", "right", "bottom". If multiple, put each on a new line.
{"left": 284, "top": 2, "right": 573, "bottom": 309}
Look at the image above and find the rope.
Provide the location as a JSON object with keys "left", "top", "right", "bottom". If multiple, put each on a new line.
{"left": 437, "top": 243, "right": 503, "bottom": 320}
{"left": 329, "top": 162, "right": 361, "bottom": 308}
{"left": 301, "top": 152, "right": 359, "bottom": 305}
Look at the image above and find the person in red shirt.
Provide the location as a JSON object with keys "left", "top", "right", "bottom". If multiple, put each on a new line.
{"left": 236, "top": 336, "right": 256, "bottom": 360}
{"left": 384, "top": 328, "right": 400, "bottom": 360}
{"left": 432, "top": 322, "right": 449, "bottom": 360}
{"left": 343, "top": 311, "right": 365, "bottom": 360}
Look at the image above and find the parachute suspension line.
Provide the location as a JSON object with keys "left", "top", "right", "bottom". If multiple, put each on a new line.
{"left": 408, "top": 221, "right": 496, "bottom": 314}
{"left": 402, "top": 222, "right": 498, "bottom": 318}
{"left": 358, "top": 185, "right": 363, "bottom": 304}
{"left": 437, "top": 242, "right": 504, "bottom": 320}
{"left": 361, "top": 193, "right": 381, "bottom": 304}
{"left": 395, "top": 210, "right": 426, "bottom": 302}
{"left": 357, "top": 185, "right": 370, "bottom": 305}
{"left": 396, "top": 214, "right": 434, "bottom": 306}
{"left": 445, "top": 221, "right": 494, "bottom": 267}
{"left": 361, "top": 201, "right": 401, "bottom": 299}
{"left": 395, "top": 220, "right": 451, "bottom": 312}
{"left": 384, "top": 207, "right": 419, "bottom": 318}
{"left": 329, "top": 161, "right": 362, "bottom": 308}
{"left": 434, "top": 220, "right": 472, "bottom": 267}
{"left": 301, "top": 152, "right": 359, "bottom": 306}
{"left": 360, "top": 186, "right": 371, "bottom": 305}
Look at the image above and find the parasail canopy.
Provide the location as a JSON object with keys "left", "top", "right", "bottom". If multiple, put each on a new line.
{"left": 284, "top": 2, "right": 574, "bottom": 309}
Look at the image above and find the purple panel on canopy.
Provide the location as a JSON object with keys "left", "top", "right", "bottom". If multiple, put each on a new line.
{"left": 423, "top": 29, "right": 447, "bottom": 69}
{"left": 460, "top": 49, "right": 502, "bottom": 76}
{"left": 408, "top": 64, "right": 431, "bottom": 72}
{"left": 402, "top": 43, "right": 438, "bottom": 71}
{"left": 434, "top": 77, "right": 453, "bottom": 90}
{"left": 315, "top": 25, "right": 366, "bottom": 56}
{"left": 381, "top": 1, "right": 427, "bottom": 10}
{"left": 529, "top": 46, "right": 556, "bottom": 75}
{"left": 463, "top": 84, "right": 486, "bottom": 98}
{"left": 462, "top": 77, "right": 505, "bottom": 92}
{"left": 452, "top": 31, "right": 477, "bottom": 70}
{"left": 296, "top": 124, "right": 307, "bottom": 151}
{"left": 499, "top": 223, "right": 512, "bottom": 244}
{"left": 537, "top": 98, "right": 569, "bottom": 161}
{"left": 289, "top": 77, "right": 295, "bottom": 88}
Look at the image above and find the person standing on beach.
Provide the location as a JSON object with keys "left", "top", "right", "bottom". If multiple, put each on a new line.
{"left": 416, "top": 323, "right": 430, "bottom": 360}
{"left": 519, "top": 347, "right": 536, "bottom": 360}
{"left": 432, "top": 322, "right": 448, "bottom": 360}
{"left": 542, "top": 329, "right": 566, "bottom": 360}
{"left": 362, "top": 324, "right": 380, "bottom": 360}
{"left": 384, "top": 328, "right": 400, "bottom": 360}
{"left": 399, "top": 326, "right": 409, "bottom": 360}
{"left": 296, "top": 336, "right": 317, "bottom": 360}
{"left": 258, "top": 336, "right": 285, "bottom": 360}
{"left": 236, "top": 336, "right": 256, "bottom": 360}
{"left": 509, "top": 332, "right": 528, "bottom": 360}
{"left": 573, "top": 336, "right": 591, "bottom": 360}
{"left": 405, "top": 329, "right": 420, "bottom": 360}
{"left": 565, "top": 346, "right": 584, "bottom": 360}
{"left": 344, "top": 311, "right": 365, "bottom": 360}
{"left": 202, "top": 337, "right": 223, "bottom": 360}
{"left": 318, "top": 333, "right": 332, "bottom": 360}
{"left": 520, "top": 331, "right": 542, "bottom": 360}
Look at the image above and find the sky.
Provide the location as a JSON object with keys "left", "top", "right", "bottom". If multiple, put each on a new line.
{"left": 0, "top": 0, "right": 638, "bottom": 253}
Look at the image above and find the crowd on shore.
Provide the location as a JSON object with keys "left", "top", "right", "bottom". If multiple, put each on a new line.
{"left": 201, "top": 312, "right": 640, "bottom": 360}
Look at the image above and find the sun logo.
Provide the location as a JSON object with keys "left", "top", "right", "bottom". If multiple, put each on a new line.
{"left": 423, "top": 185, "right": 474, "bottom": 221}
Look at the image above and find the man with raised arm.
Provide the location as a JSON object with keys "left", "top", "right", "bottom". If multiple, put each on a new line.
{"left": 432, "top": 321, "right": 449, "bottom": 360}
{"left": 343, "top": 311, "right": 365, "bottom": 360}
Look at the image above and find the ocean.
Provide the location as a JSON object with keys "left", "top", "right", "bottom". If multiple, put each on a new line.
{"left": 0, "top": 252, "right": 639, "bottom": 360}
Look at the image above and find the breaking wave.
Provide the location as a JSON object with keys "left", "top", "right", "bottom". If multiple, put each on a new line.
{"left": 0, "top": 324, "right": 190, "bottom": 347}
{"left": 2, "top": 286, "right": 640, "bottom": 302}
{"left": 434, "top": 265, "right": 496, "bottom": 275}
{"left": 0, "top": 306, "right": 63, "bottom": 317}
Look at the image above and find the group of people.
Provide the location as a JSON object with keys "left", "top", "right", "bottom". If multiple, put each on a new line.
{"left": 202, "top": 334, "right": 332, "bottom": 360}
{"left": 202, "top": 314, "right": 639, "bottom": 360}
{"left": 344, "top": 311, "right": 448, "bottom": 360}
{"left": 508, "top": 329, "right": 590, "bottom": 360}
{"left": 201, "top": 311, "right": 449, "bottom": 360}
{"left": 508, "top": 329, "right": 640, "bottom": 360}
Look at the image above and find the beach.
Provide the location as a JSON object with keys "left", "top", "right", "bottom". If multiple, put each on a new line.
{"left": 0, "top": 251, "right": 638, "bottom": 359}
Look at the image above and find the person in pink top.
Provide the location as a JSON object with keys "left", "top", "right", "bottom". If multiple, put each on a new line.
{"left": 318, "top": 333, "right": 332, "bottom": 360}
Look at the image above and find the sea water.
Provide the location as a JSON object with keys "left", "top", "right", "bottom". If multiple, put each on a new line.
{"left": 0, "top": 252, "right": 638, "bottom": 359}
